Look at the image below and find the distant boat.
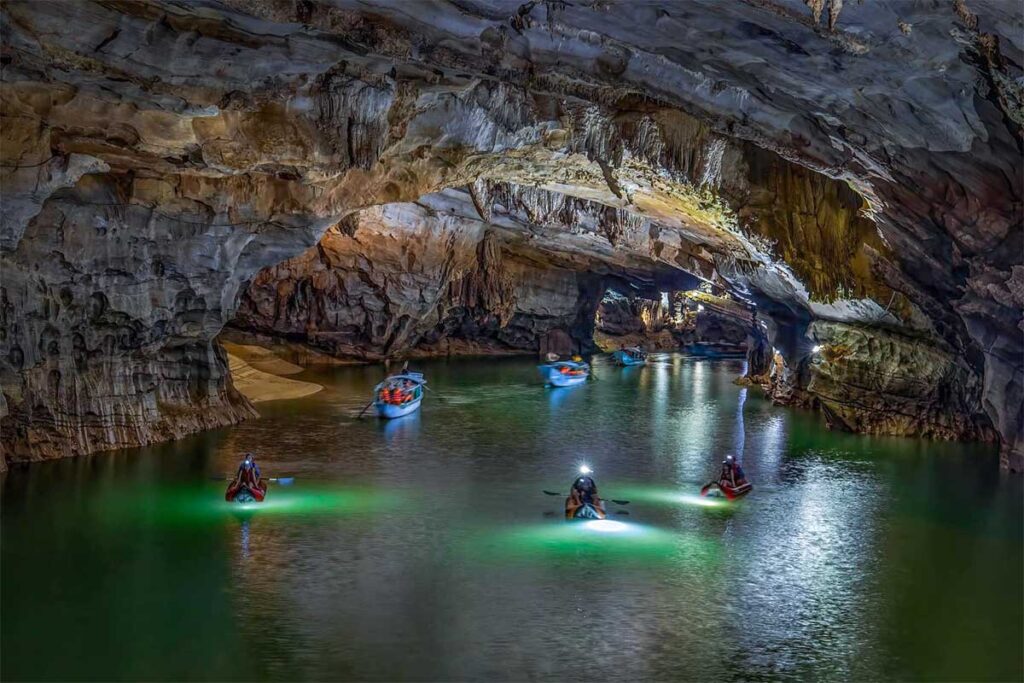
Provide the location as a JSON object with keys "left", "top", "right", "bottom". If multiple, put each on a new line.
{"left": 373, "top": 372, "right": 426, "bottom": 418}
{"left": 612, "top": 347, "right": 647, "bottom": 366}
{"left": 538, "top": 361, "right": 590, "bottom": 387}
{"left": 684, "top": 343, "right": 746, "bottom": 359}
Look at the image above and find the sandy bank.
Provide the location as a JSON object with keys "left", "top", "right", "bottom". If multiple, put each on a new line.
{"left": 226, "top": 348, "right": 323, "bottom": 403}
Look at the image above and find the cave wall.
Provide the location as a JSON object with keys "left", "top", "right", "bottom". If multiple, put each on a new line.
{"left": 594, "top": 292, "right": 677, "bottom": 351}
{"left": 594, "top": 290, "right": 753, "bottom": 353}
{"left": 806, "top": 321, "right": 996, "bottom": 441}
{"left": 233, "top": 202, "right": 604, "bottom": 359}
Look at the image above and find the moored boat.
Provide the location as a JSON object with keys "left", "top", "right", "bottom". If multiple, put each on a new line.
{"left": 612, "top": 347, "right": 647, "bottom": 366}
{"left": 538, "top": 361, "right": 590, "bottom": 387}
{"left": 373, "top": 372, "right": 426, "bottom": 418}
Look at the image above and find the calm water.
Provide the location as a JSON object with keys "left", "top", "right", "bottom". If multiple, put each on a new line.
{"left": 3, "top": 355, "right": 1022, "bottom": 681}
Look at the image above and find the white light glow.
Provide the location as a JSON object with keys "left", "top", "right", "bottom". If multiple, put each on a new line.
{"left": 697, "top": 304, "right": 705, "bottom": 312}
{"left": 584, "top": 520, "right": 628, "bottom": 533}
{"left": 812, "top": 345, "right": 822, "bottom": 353}
{"left": 578, "top": 465, "right": 592, "bottom": 475}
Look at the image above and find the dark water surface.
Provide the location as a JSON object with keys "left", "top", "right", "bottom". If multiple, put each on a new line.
{"left": 3, "top": 355, "right": 1022, "bottom": 681}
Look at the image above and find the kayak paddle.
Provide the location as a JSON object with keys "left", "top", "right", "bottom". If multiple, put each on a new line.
{"left": 542, "top": 490, "right": 629, "bottom": 505}
{"left": 210, "top": 475, "right": 295, "bottom": 485}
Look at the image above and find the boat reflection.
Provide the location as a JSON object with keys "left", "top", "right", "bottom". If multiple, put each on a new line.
{"left": 546, "top": 385, "right": 586, "bottom": 411}
{"left": 380, "top": 412, "right": 421, "bottom": 441}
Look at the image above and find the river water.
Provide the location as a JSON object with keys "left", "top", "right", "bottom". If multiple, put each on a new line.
{"left": 3, "top": 355, "right": 1021, "bottom": 681}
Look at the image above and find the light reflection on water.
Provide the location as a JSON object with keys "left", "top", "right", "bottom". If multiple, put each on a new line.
{"left": 2, "top": 355, "right": 1021, "bottom": 682}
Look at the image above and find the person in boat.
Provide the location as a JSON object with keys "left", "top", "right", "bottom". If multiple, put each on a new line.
{"left": 226, "top": 453, "right": 267, "bottom": 502}
{"left": 565, "top": 474, "right": 606, "bottom": 519}
{"left": 233, "top": 453, "right": 261, "bottom": 488}
{"left": 719, "top": 454, "right": 747, "bottom": 488}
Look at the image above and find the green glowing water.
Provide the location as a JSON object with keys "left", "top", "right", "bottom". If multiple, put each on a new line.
{"left": 2, "top": 355, "right": 1021, "bottom": 681}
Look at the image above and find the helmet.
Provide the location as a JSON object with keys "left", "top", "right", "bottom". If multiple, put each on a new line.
{"left": 574, "top": 476, "right": 596, "bottom": 493}
{"left": 725, "top": 454, "right": 735, "bottom": 463}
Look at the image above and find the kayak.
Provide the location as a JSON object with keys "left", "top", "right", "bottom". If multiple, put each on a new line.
{"left": 566, "top": 499, "right": 607, "bottom": 520}
{"left": 539, "top": 361, "right": 590, "bottom": 387}
{"left": 700, "top": 480, "right": 753, "bottom": 500}
{"left": 225, "top": 480, "right": 267, "bottom": 503}
{"left": 374, "top": 372, "right": 426, "bottom": 418}
{"left": 612, "top": 348, "right": 647, "bottom": 366}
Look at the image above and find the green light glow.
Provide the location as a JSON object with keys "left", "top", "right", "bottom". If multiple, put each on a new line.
{"left": 98, "top": 483, "right": 405, "bottom": 527}
{"left": 466, "top": 520, "right": 718, "bottom": 565}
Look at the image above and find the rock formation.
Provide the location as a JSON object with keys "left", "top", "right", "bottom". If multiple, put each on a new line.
{"left": 233, "top": 195, "right": 610, "bottom": 359}
{"left": 594, "top": 291, "right": 677, "bottom": 351}
{"left": 0, "top": 0, "right": 1020, "bottom": 469}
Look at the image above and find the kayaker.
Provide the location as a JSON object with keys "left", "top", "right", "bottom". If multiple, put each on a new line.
{"left": 233, "top": 453, "right": 261, "bottom": 489}
{"left": 719, "top": 454, "right": 746, "bottom": 488}
{"left": 572, "top": 474, "right": 598, "bottom": 504}
{"left": 226, "top": 453, "right": 267, "bottom": 502}
{"left": 566, "top": 471, "right": 606, "bottom": 519}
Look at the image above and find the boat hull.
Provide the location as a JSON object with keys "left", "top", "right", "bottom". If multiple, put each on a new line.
{"left": 225, "top": 482, "right": 267, "bottom": 503}
{"left": 375, "top": 397, "right": 422, "bottom": 418}
{"left": 700, "top": 481, "right": 752, "bottom": 500}
{"left": 548, "top": 373, "right": 588, "bottom": 387}
{"left": 612, "top": 351, "right": 646, "bottom": 366}
{"left": 566, "top": 501, "right": 607, "bottom": 520}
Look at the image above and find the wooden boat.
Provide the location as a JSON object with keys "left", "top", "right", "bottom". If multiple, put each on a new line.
{"left": 612, "top": 347, "right": 647, "bottom": 366}
{"left": 538, "top": 361, "right": 590, "bottom": 387}
{"left": 700, "top": 480, "right": 753, "bottom": 500}
{"left": 373, "top": 372, "right": 426, "bottom": 418}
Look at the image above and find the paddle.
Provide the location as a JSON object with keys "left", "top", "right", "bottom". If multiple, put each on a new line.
{"left": 542, "top": 490, "right": 629, "bottom": 505}
{"left": 357, "top": 398, "right": 376, "bottom": 418}
{"left": 210, "top": 475, "right": 295, "bottom": 485}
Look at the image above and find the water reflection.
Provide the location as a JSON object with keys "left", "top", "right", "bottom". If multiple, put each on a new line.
{"left": 546, "top": 384, "right": 585, "bottom": 411}
{"left": 380, "top": 412, "right": 421, "bottom": 442}
{"left": 1, "top": 356, "right": 1019, "bottom": 682}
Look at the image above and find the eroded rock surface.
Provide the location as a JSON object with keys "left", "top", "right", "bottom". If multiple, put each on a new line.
{"left": 806, "top": 321, "right": 996, "bottom": 441}
{"left": 233, "top": 198, "right": 608, "bottom": 358}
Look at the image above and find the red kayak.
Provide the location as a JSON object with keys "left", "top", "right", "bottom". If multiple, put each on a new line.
{"left": 225, "top": 477, "right": 267, "bottom": 503}
{"left": 700, "top": 480, "right": 752, "bottom": 500}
